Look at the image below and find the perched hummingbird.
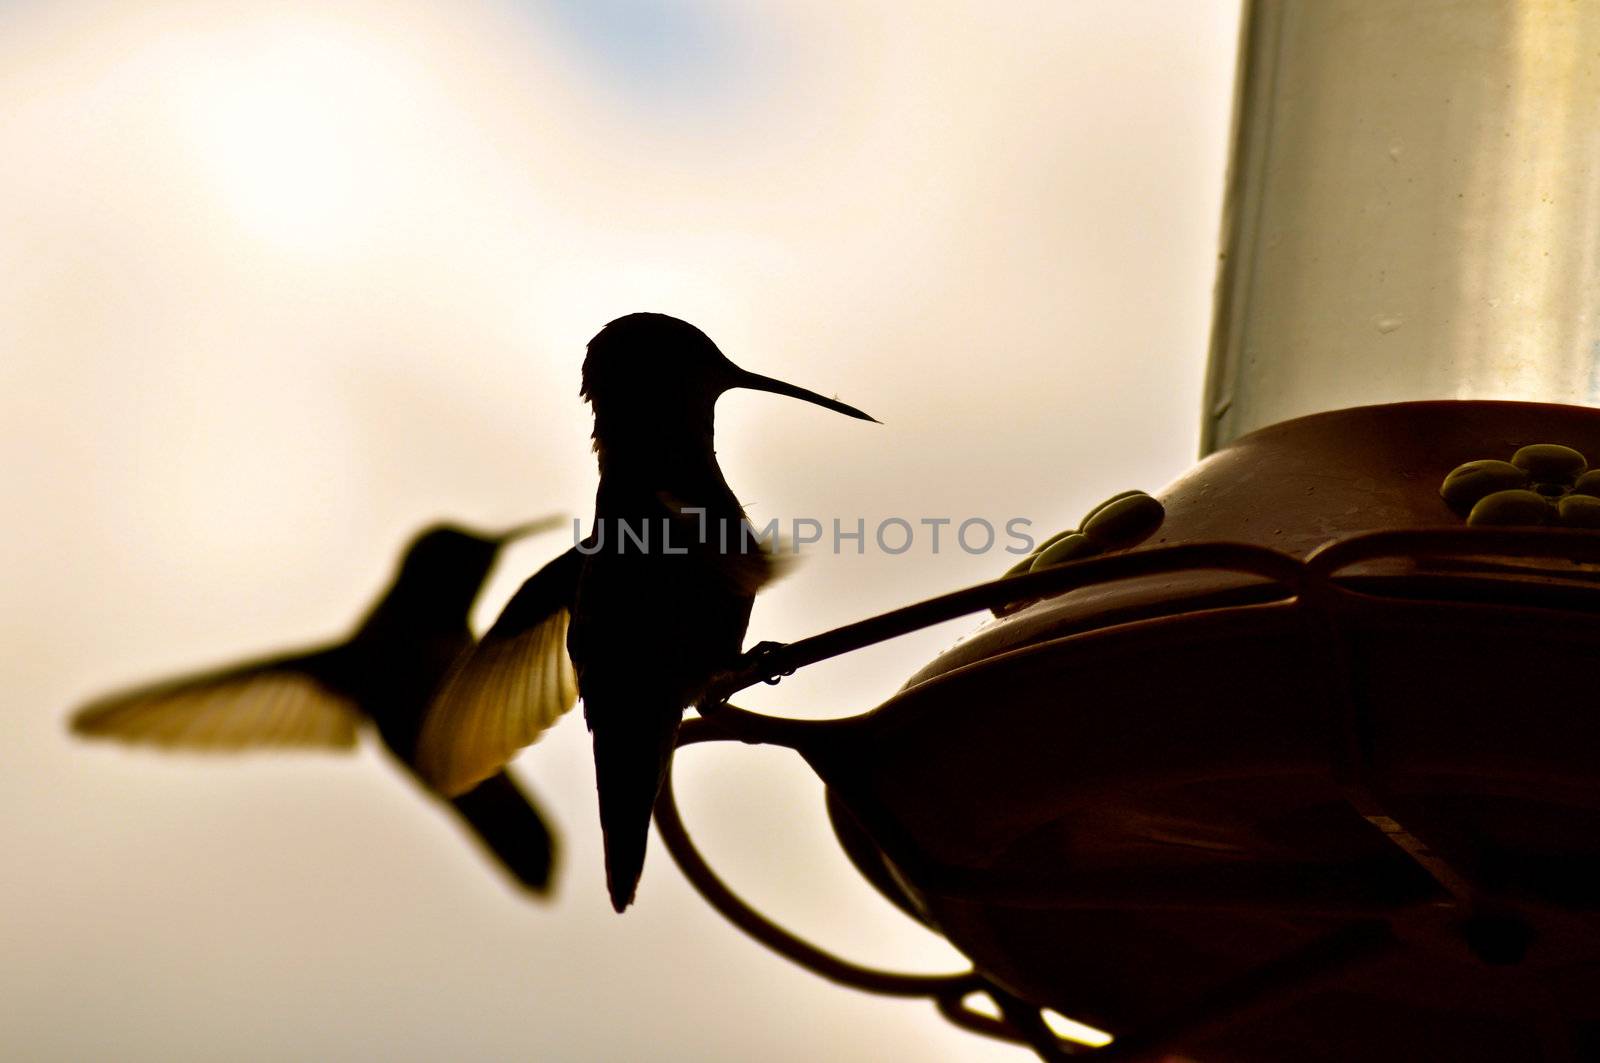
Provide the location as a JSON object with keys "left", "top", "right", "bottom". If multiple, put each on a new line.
{"left": 417, "top": 313, "right": 875, "bottom": 911}
{"left": 71, "top": 519, "right": 565, "bottom": 895}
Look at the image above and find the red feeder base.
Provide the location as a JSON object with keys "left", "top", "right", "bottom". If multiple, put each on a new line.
{"left": 673, "top": 402, "right": 1600, "bottom": 1061}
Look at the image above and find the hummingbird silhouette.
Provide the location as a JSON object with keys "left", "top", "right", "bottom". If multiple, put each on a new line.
{"left": 417, "top": 313, "right": 875, "bottom": 911}
{"left": 70, "top": 519, "right": 566, "bottom": 895}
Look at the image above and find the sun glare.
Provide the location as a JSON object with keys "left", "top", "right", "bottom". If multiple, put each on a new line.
{"left": 184, "top": 19, "right": 399, "bottom": 253}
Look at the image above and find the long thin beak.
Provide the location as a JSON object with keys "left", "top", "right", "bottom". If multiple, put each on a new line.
{"left": 494, "top": 514, "right": 566, "bottom": 544}
{"left": 732, "top": 369, "right": 879, "bottom": 423}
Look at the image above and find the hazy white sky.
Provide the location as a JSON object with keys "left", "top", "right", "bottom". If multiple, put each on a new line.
{"left": 1, "top": 1, "right": 1239, "bottom": 1059}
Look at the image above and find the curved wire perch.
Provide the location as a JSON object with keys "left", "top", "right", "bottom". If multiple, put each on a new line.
{"left": 658, "top": 719, "right": 978, "bottom": 998}
{"left": 687, "top": 698, "right": 832, "bottom": 751}
{"left": 705, "top": 527, "right": 1600, "bottom": 711}
{"left": 658, "top": 720, "right": 1096, "bottom": 1058}
{"left": 701, "top": 539, "right": 1307, "bottom": 709}
{"left": 1306, "top": 524, "right": 1600, "bottom": 576}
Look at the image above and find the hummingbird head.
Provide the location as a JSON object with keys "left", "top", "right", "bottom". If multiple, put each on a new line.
{"left": 392, "top": 518, "right": 563, "bottom": 619}
{"left": 580, "top": 313, "right": 876, "bottom": 455}
{"left": 402, "top": 524, "right": 504, "bottom": 585}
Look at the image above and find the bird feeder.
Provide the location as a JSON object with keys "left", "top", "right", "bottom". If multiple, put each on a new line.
{"left": 661, "top": 3, "right": 1600, "bottom": 1059}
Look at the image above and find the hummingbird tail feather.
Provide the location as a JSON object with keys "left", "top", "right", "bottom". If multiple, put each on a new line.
{"left": 592, "top": 709, "right": 681, "bottom": 912}
{"left": 448, "top": 770, "right": 559, "bottom": 896}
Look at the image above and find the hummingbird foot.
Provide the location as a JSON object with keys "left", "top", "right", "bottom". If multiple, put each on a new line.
{"left": 739, "top": 641, "right": 795, "bottom": 685}
{"left": 692, "top": 642, "right": 796, "bottom": 719}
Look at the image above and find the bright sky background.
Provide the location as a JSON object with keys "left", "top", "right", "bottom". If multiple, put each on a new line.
{"left": 1, "top": 2, "right": 1239, "bottom": 1059}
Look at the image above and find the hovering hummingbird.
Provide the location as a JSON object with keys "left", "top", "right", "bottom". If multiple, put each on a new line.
{"left": 71, "top": 519, "right": 565, "bottom": 895}
{"left": 417, "top": 313, "right": 875, "bottom": 911}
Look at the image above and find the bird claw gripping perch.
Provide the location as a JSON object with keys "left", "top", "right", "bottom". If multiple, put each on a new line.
{"left": 740, "top": 640, "right": 795, "bottom": 685}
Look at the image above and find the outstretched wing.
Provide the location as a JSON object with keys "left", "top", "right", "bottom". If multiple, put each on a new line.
{"left": 416, "top": 548, "right": 582, "bottom": 796}
{"left": 70, "top": 646, "right": 363, "bottom": 751}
